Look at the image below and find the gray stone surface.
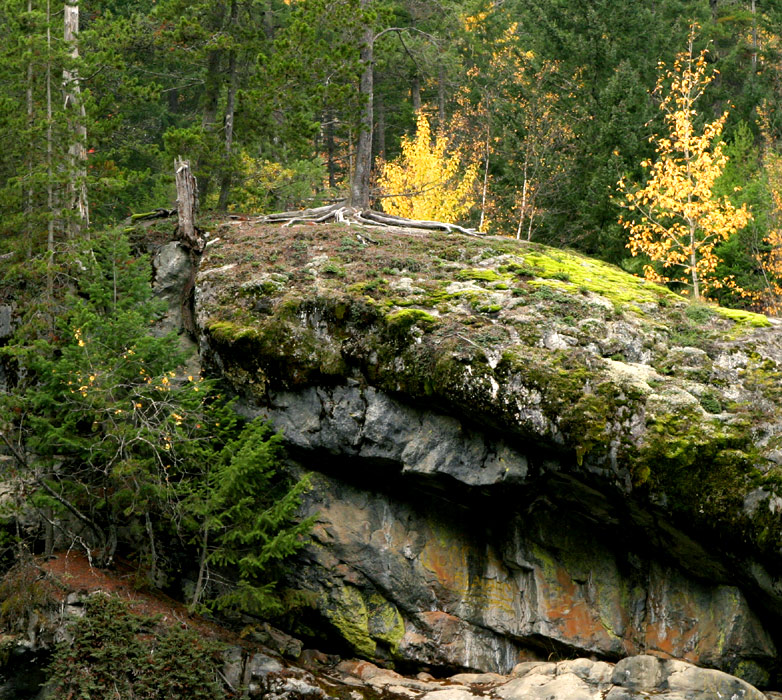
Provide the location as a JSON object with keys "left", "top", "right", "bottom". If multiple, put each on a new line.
{"left": 251, "top": 385, "right": 528, "bottom": 487}
{"left": 258, "top": 386, "right": 775, "bottom": 679}
{"left": 326, "top": 656, "right": 774, "bottom": 700}
{"left": 663, "top": 660, "right": 766, "bottom": 700}
{"left": 611, "top": 655, "right": 662, "bottom": 691}
{"left": 0, "top": 305, "right": 13, "bottom": 340}
{"left": 152, "top": 241, "right": 192, "bottom": 332}
{"left": 193, "top": 230, "right": 782, "bottom": 692}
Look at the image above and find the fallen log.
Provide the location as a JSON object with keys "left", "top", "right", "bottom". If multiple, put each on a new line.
{"left": 256, "top": 203, "right": 484, "bottom": 238}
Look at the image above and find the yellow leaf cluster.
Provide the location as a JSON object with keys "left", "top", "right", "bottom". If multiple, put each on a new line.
{"left": 757, "top": 145, "right": 782, "bottom": 314}
{"left": 376, "top": 112, "right": 479, "bottom": 223}
{"left": 618, "top": 25, "right": 752, "bottom": 300}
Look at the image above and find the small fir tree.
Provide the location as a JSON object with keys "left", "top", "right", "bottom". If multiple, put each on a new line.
{"left": 48, "top": 595, "right": 227, "bottom": 700}
{"left": 1, "top": 230, "right": 312, "bottom": 607}
{"left": 186, "top": 420, "right": 315, "bottom": 615}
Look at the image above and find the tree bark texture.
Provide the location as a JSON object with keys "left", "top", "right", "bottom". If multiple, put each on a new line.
{"left": 350, "top": 0, "right": 374, "bottom": 209}
{"left": 217, "top": 0, "right": 239, "bottom": 211}
{"left": 411, "top": 74, "right": 421, "bottom": 113}
{"left": 375, "top": 91, "right": 386, "bottom": 159}
{"left": 63, "top": 3, "right": 89, "bottom": 236}
{"left": 25, "top": 0, "right": 33, "bottom": 239}
{"left": 198, "top": 3, "right": 228, "bottom": 203}
{"left": 46, "top": 0, "right": 55, "bottom": 264}
{"left": 175, "top": 158, "right": 202, "bottom": 251}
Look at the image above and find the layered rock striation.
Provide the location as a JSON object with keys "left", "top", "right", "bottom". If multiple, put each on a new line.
{"left": 191, "top": 221, "right": 782, "bottom": 686}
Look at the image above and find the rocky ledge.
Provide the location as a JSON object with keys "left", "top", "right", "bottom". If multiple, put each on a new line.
{"left": 183, "top": 220, "right": 782, "bottom": 686}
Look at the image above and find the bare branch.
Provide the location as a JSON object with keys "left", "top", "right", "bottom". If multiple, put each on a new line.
{"left": 373, "top": 26, "right": 439, "bottom": 45}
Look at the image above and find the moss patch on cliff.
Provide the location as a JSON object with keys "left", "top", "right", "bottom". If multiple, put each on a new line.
{"left": 521, "top": 250, "right": 680, "bottom": 309}
{"left": 320, "top": 585, "right": 405, "bottom": 659}
{"left": 632, "top": 405, "right": 772, "bottom": 557}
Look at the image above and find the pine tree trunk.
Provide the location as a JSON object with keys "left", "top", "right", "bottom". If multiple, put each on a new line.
{"left": 46, "top": 0, "right": 55, "bottom": 276}
{"left": 63, "top": 3, "right": 89, "bottom": 237}
{"left": 217, "top": 0, "right": 239, "bottom": 211}
{"left": 751, "top": 0, "right": 758, "bottom": 69}
{"left": 25, "top": 0, "right": 34, "bottom": 246}
{"left": 198, "top": 4, "right": 228, "bottom": 203}
{"left": 350, "top": 0, "right": 373, "bottom": 208}
{"left": 376, "top": 91, "right": 386, "bottom": 158}
{"left": 411, "top": 74, "right": 421, "bottom": 113}
{"left": 263, "top": 0, "right": 274, "bottom": 40}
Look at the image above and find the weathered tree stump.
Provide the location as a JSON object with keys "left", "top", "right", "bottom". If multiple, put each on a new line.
{"left": 174, "top": 157, "right": 203, "bottom": 252}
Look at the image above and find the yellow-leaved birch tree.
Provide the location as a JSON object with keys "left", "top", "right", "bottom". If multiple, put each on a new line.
{"left": 377, "top": 112, "right": 478, "bottom": 223}
{"left": 618, "top": 27, "right": 752, "bottom": 300}
{"left": 757, "top": 146, "right": 782, "bottom": 313}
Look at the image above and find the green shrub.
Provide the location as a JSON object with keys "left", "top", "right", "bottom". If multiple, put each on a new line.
{"left": 48, "top": 595, "right": 226, "bottom": 700}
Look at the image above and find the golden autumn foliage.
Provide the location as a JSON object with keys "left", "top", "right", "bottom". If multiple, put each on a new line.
{"left": 376, "top": 112, "right": 479, "bottom": 223}
{"left": 618, "top": 28, "right": 752, "bottom": 301}
{"left": 759, "top": 147, "right": 782, "bottom": 314}
{"left": 452, "top": 16, "right": 573, "bottom": 237}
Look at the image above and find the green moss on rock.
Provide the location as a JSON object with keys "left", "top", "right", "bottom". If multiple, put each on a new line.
{"left": 714, "top": 306, "right": 771, "bottom": 328}
{"left": 322, "top": 585, "right": 376, "bottom": 658}
{"left": 321, "top": 586, "right": 405, "bottom": 659}
{"left": 635, "top": 407, "right": 760, "bottom": 532}
{"left": 456, "top": 268, "right": 504, "bottom": 283}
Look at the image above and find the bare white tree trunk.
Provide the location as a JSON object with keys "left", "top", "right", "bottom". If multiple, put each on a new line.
{"left": 690, "top": 221, "right": 700, "bottom": 301}
{"left": 516, "top": 160, "right": 529, "bottom": 241}
{"left": 478, "top": 105, "right": 490, "bottom": 232}
{"left": 63, "top": 2, "right": 89, "bottom": 236}
{"left": 46, "top": 0, "right": 55, "bottom": 257}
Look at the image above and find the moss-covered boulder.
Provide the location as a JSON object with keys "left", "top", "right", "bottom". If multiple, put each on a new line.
{"left": 194, "top": 221, "right": 782, "bottom": 683}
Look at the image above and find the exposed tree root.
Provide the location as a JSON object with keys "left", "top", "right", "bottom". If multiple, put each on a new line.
{"left": 254, "top": 203, "right": 485, "bottom": 237}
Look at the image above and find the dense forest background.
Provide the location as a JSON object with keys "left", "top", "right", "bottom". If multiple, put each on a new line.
{"left": 3, "top": 0, "right": 782, "bottom": 309}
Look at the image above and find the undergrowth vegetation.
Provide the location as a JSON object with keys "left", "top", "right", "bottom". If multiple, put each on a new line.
{"left": 0, "top": 230, "right": 313, "bottom": 618}
{"left": 48, "top": 595, "right": 227, "bottom": 700}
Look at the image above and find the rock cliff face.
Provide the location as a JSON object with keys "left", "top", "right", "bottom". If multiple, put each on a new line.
{"left": 191, "top": 221, "right": 782, "bottom": 687}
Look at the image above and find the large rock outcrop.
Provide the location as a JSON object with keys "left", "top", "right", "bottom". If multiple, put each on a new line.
{"left": 193, "top": 220, "right": 782, "bottom": 686}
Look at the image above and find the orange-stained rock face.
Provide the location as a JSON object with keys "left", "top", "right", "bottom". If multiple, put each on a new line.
{"left": 295, "top": 466, "right": 775, "bottom": 684}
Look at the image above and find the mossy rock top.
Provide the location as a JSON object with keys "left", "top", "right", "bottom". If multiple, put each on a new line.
{"left": 194, "top": 220, "right": 782, "bottom": 572}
